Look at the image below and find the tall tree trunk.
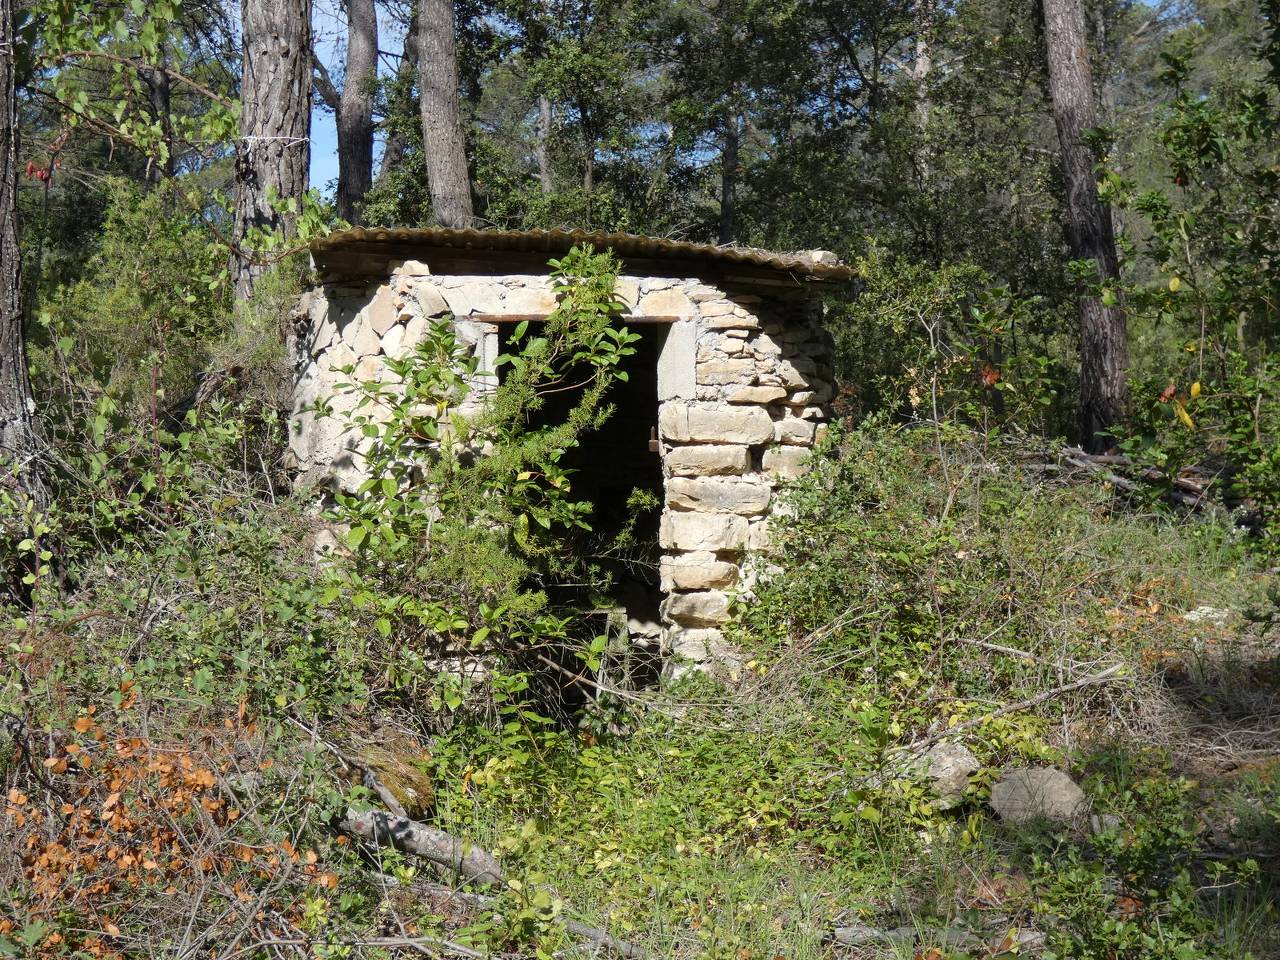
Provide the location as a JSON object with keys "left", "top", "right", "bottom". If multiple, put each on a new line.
{"left": 534, "top": 94, "right": 553, "bottom": 194}
{"left": 718, "top": 114, "right": 738, "bottom": 244}
{"left": 147, "top": 44, "right": 175, "bottom": 182}
{"left": 1042, "top": 0, "right": 1127, "bottom": 452}
{"left": 232, "top": 0, "right": 312, "bottom": 301}
{"left": 417, "top": 0, "right": 473, "bottom": 228}
{"left": 376, "top": 11, "right": 419, "bottom": 184}
{"left": 0, "top": 0, "right": 47, "bottom": 509}
{"left": 336, "top": 0, "right": 377, "bottom": 223}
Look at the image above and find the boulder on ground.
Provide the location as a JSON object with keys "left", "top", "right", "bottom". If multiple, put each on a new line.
{"left": 989, "top": 766, "right": 1087, "bottom": 824}
{"left": 917, "top": 742, "right": 980, "bottom": 811}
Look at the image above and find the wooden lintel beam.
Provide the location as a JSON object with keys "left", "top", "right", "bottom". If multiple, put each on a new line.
{"left": 473, "top": 314, "right": 681, "bottom": 324}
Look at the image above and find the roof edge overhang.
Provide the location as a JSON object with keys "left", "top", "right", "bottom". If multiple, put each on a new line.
{"left": 309, "top": 227, "right": 856, "bottom": 287}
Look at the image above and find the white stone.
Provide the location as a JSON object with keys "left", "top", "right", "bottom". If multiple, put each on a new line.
{"left": 304, "top": 305, "right": 338, "bottom": 357}
{"left": 751, "top": 332, "right": 782, "bottom": 356}
{"left": 776, "top": 418, "right": 816, "bottom": 445}
{"left": 660, "top": 512, "right": 749, "bottom": 551}
{"left": 763, "top": 446, "right": 810, "bottom": 479}
{"left": 341, "top": 309, "right": 381, "bottom": 355}
{"left": 688, "top": 285, "right": 722, "bottom": 302}
{"left": 442, "top": 282, "right": 505, "bottom": 316}
{"left": 667, "top": 476, "right": 770, "bottom": 515}
{"left": 664, "top": 445, "right": 752, "bottom": 476}
{"left": 657, "top": 320, "right": 697, "bottom": 400}
{"left": 367, "top": 284, "right": 399, "bottom": 336}
{"left": 698, "top": 300, "right": 735, "bottom": 318}
{"left": 381, "top": 323, "right": 406, "bottom": 357}
{"left": 637, "top": 287, "right": 694, "bottom": 317}
{"left": 391, "top": 259, "right": 433, "bottom": 276}
{"left": 615, "top": 278, "right": 641, "bottom": 309}
{"left": 698, "top": 358, "right": 756, "bottom": 385}
{"left": 659, "top": 403, "right": 773, "bottom": 444}
{"left": 502, "top": 284, "right": 557, "bottom": 314}
{"left": 660, "top": 553, "right": 739, "bottom": 591}
{"left": 705, "top": 310, "right": 761, "bottom": 331}
{"left": 407, "top": 282, "right": 449, "bottom": 318}
{"left": 727, "top": 386, "right": 787, "bottom": 405}
{"left": 665, "top": 590, "right": 732, "bottom": 626}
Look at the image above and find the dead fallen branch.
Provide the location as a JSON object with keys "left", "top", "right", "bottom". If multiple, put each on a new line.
{"left": 338, "top": 809, "right": 504, "bottom": 887}
{"left": 893, "top": 663, "right": 1128, "bottom": 754}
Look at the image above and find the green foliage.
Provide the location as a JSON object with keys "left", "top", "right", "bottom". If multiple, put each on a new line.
{"left": 314, "top": 245, "right": 639, "bottom": 715}
{"left": 1105, "top": 16, "right": 1280, "bottom": 549}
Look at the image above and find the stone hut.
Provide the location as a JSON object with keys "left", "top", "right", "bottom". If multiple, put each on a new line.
{"left": 289, "top": 228, "right": 851, "bottom": 673}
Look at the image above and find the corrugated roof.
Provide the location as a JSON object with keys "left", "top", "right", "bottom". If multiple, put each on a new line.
{"left": 310, "top": 227, "right": 855, "bottom": 283}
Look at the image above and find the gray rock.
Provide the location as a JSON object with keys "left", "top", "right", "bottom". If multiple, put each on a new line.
{"left": 919, "top": 742, "right": 980, "bottom": 811}
{"left": 989, "top": 767, "right": 1088, "bottom": 824}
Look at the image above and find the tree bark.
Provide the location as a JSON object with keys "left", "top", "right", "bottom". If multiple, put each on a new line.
{"left": 417, "top": 0, "right": 474, "bottom": 227}
{"left": 146, "top": 44, "right": 175, "bottom": 182}
{"left": 232, "top": 0, "right": 312, "bottom": 301}
{"left": 534, "top": 94, "right": 553, "bottom": 194}
{"left": 376, "top": 11, "right": 419, "bottom": 184}
{"left": 336, "top": 0, "right": 377, "bottom": 223}
{"left": 1042, "top": 0, "right": 1127, "bottom": 452}
{"left": 718, "top": 114, "right": 738, "bottom": 244}
{"left": 0, "top": 0, "right": 47, "bottom": 510}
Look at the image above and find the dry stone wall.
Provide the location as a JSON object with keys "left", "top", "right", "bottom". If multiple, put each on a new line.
{"left": 290, "top": 260, "right": 835, "bottom": 673}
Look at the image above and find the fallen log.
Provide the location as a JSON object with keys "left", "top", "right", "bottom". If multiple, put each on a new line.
{"left": 338, "top": 809, "right": 504, "bottom": 887}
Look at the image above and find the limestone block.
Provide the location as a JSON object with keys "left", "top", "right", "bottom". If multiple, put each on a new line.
{"left": 303, "top": 304, "right": 338, "bottom": 357}
{"left": 789, "top": 390, "right": 816, "bottom": 405}
{"left": 748, "top": 520, "right": 772, "bottom": 551}
{"left": 406, "top": 282, "right": 449, "bottom": 319}
{"left": 777, "top": 359, "right": 812, "bottom": 389}
{"left": 367, "top": 284, "right": 399, "bottom": 336}
{"left": 660, "top": 552, "right": 739, "bottom": 591}
{"left": 751, "top": 332, "right": 782, "bottom": 356}
{"left": 442, "top": 282, "right": 505, "bottom": 316}
{"left": 390, "top": 259, "right": 433, "bottom": 276}
{"left": 698, "top": 300, "right": 735, "bottom": 318}
{"left": 637, "top": 287, "right": 694, "bottom": 317}
{"left": 502, "top": 283, "right": 557, "bottom": 314}
{"left": 341, "top": 310, "right": 382, "bottom": 356}
{"left": 688, "top": 285, "right": 723, "bottom": 302}
{"left": 657, "top": 320, "right": 697, "bottom": 400}
{"left": 776, "top": 418, "right": 816, "bottom": 445}
{"left": 705, "top": 310, "right": 761, "bottom": 331}
{"left": 723, "top": 328, "right": 749, "bottom": 339}
{"left": 615, "top": 277, "right": 640, "bottom": 309}
{"left": 667, "top": 476, "right": 770, "bottom": 515}
{"left": 727, "top": 386, "right": 787, "bottom": 405}
{"left": 722, "top": 338, "right": 747, "bottom": 355}
{"left": 763, "top": 445, "right": 810, "bottom": 479}
{"left": 664, "top": 444, "right": 752, "bottom": 477}
{"left": 323, "top": 341, "right": 358, "bottom": 375}
{"left": 668, "top": 626, "right": 723, "bottom": 661}
{"left": 698, "top": 357, "right": 756, "bottom": 385}
{"left": 381, "top": 323, "right": 406, "bottom": 357}
{"left": 660, "top": 403, "right": 773, "bottom": 444}
{"left": 665, "top": 590, "right": 731, "bottom": 626}
{"left": 800, "top": 406, "right": 826, "bottom": 421}
{"left": 660, "top": 512, "right": 749, "bottom": 551}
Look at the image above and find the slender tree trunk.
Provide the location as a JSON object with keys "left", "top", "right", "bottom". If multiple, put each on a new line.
{"left": 336, "top": 0, "right": 377, "bottom": 223}
{"left": 147, "top": 44, "right": 175, "bottom": 182}
{"left": 376, "top": 11, "right": 418, "bottom": 184}
{"left": 718, "top": 114, "right": 738, "bottom": 244}
{"left": 534, "top": 94, "right": 553, "bottom": 194}
{"left": 232, "top": 0, "right": 312, "bottom": 301}
{"left": 0, "top": 0, "right": 47, "bottom": 509}
{"left": 417, "top": 0, "right": 473, "bottom": 227}
{"left": 1042, "top": 0, "right": 1127, "bottom": 452}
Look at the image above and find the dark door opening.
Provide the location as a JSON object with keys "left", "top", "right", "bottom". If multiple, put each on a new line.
{"left": 499, "top": 322, "right": 669, "bottom": 692}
